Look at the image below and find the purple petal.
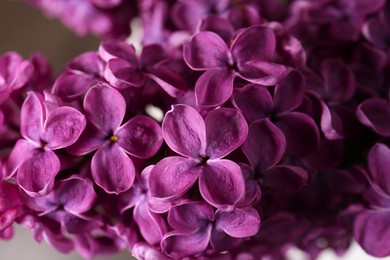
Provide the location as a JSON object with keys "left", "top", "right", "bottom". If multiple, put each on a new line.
{"left": 98, "top": 41, "right": 138, "bottom": 65}
{"left": 262, "top": 165, "right": 308, "bottom": 195}
{"left": 54, "top": 177, "right": 96, "bottom": 215}
{"left": 161, "top": 228, "right": 212, "bottom": 259}
{"left": 354, "top": 210, "right": 390, "bottom": 257}
{"left": 357, "top": 98, "right": 390, "bottom": 137}
{"left": 140, "top": 45, "right": 170, "bottom": 68}
{"left": 199, "top": 160, "right": 245, "bottom": 209}
{"left": 42, "top": 107, "right": 86, "bottom": 149}
{"left": 84, "top": 83, "right": 126, "bottom": 133}
{"left": 5, "top": 139, "right": 35, "bottom": 179}
{"left": 237, "top": 164, "right": 261, "bottom": 207}
{"left": 215, "top": 207, "right": 260, "bottom": 238}
{"left": 242, "top": 119, "right": 286, "bottom": 171}
{"left": 104, "top": 58, "right": 145, "bottom": 88}
{"left": 52, "top": 72, "right": 96, "bottom": 101}
{"left": 171, "top": 0, "right": 206, "bottom": 31}
{"left": 134, "top": 201, "right": 167, "bottom": 245}
{"left": 146, "top": 66, "right": 187, "bottom": 98}
{"left": 320, "top": 102, "right": 344, "bottom": 140}
{"left": 205, "top": 108, "right": 248, "bottom": 159}
{"left": 199, "top": 15, "right": 234, "bottom": 43}
{"left": 238, "top": 60, "right": 287, "bottom": 86}
{"left": 233, "top": 84, "right": 273, "bottom": 122}
{"left": 275, "top": 112, "right": 320, "bottom": 157}
{"left": 20, "top": 92, "right": 44, "bottom": 143}
{"left": 162, "top": 105, "right": 206, "bottom": 158}
{"left": 368, "top": 143, "right": 390, "bottom": 195}
{"left": 273, "top": 70, "right": 306, "bottom": 114}
{"left": 321, "top": 59, "right": 356, "bottom": 103}
{"left": 17, "top": 150, "right": 59, "bottom": 197}
{"left": 168, "top": 201, "right": 214, "bottom": 232}
{"left": 91, "top": 144, "right": 135, "bottom": 194}
{"left": 132, "top": 243, "right": 171, "bottom": 260}
{"left": 183, "top": 31, "right": 230, "bottom": 70}
{"left": 195, "top": 68, "right": 235, "bottom": 107}
{"left": 231, "top": 26, "right": 276, "bottom": 63}
{"left": 116, "top": 115, "right": 163, "bottom": 158}
{"left": 149, "top": 157, "right": 201, "bottom": 200}
{"left": 67, "top": 123, "right": 106, "bottom": 156}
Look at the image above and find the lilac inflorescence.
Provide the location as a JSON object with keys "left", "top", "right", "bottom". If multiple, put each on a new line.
{"left": 1, "top": 0, "right": 390, "bottom": 259}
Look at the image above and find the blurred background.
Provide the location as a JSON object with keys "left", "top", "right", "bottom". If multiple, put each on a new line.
{"left": 0, "top": 0, "right": 385, "bottom": 259}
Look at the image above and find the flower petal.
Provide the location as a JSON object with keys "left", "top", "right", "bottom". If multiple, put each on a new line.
{"left": 84, "top": 83, "right": 126, "bottom": 133}
{"left": 104, "top": 58, "right": 145, "bottom": 89}
{"left": 162, "top": 105, "right": 206, "bottom": 158}
{"left": 233, "top": 83, "right": 273, "bottom": 122}
{"left": 262, "top": 165, "right": 308, "bottom": 195}
{"left": 20, "top": 92, "right": 44, "bottom": 143}
{"left": 91, "top": 144, "right": 135, "bottom": 194}
{"left": 67, "top": 123, "right": 106, "bottom": 156}
{"left": 354, "top": 210, "right": 390, "bottom": 257}
{"left": 149, "top": 157, "right": 201, "bottom": 200}
{"left": 242, "top": 119, "right": 286, "bottom": 171}
{"left": 54, "top": 176, "right": 96, "bottom": 215}
{"left": 215, "top": 207, "right": 260, "bottom": 238}
{"left": 357, "top": 98, "right": 390, "bottom": 137}
{"left": 368, "top": 143, "right": 390, "bottom": 195}
{"left": 146, "top": 66, "right": 187, "bottom": 98}
{"left": 275, "top": 112, "right": 320, "bottom": 157}
{"left": 231, "top": 26, "right": 276, "bottom": 63}
{"left": 116, "top": 115, "right": 163, "bottom": 158}
{"left": 273, "top": 70, "right": 306, "bottom": 114}
{"left": 238, "top": 60, "right": 287, "bottom": 86}
{"left": 17, "top": 150, "right": 59, "bottom": 197}
{"left": 5, "top": 139, "right": 35, "bottom": 179}
{"left": 195, "top": 68, "right": 235, "bottom": 107}
{"left": 183, "top": 31, "right": 230, "bottom": 70}
{"left": 98, "top": 41, "right": 138, "bottom": 65}
{"left": 205, "top": 108, "right": 248, "bottom": 159}
{"left": 42, "top": 107, "right": 86, "bottom": 149}
{"left": 320, "top": 102, "right": 344, "bottom": 140}
{"left": 199, "top": 160, "right": 245, "bottom": 209}
{"left": 161, "top": 228, "right": 212, "bottom": 259}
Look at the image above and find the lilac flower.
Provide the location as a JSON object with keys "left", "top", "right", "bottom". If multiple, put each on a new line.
{"left": 354, "top": 143, "right": 390, "bottom": 257}
{"left": 161, "top": 201, "right": 260, "bottom": 258}
{"left": 0, "top": 52, "right": 34, "bottom": 105}
{"left": 69, "top": 83, "right": 163, "bottom": 194}
{"left": 25, "top": 0, "right": 135, "bottom": 39}
{"left": 362, "top": 2, "right": 390, "bottom": 50}
{"left": 99, "top": 41, "right": 187, "bottom": 97}
{"left": 149, "top": 104, "right": 248, "bottom": 209}
{"left": 21, "top": 175, "right": 101, "bottom": 234}
{"left": 0, "top": 181, "right": 21, "bottom": 234}
{"left": 52, "top": 52, "right": 104, "bottom": 101}
{"left": 183, "top": 25, "right": 287, "bottom": 107}
{"left": 5, "top": 92, "right": 86, "bottom": 196}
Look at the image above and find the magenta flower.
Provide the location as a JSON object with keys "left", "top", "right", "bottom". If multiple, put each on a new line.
{"left": 161, "top": 201, "right": 260, "bottom": 258}
{"left": 69, "top": 83, "right": 163, "bottom": 194}
{"left": 6, "top": 92, "right": 86, "bottom": 196}
{"left": 149, "top": 104, "right": 247, "bottom": 209}
{"left": 184, "top": 25, "right": 287, "bottom": 107}
{"left": 99, "top": 41, "right": 187, "bottom": 97}
{"left": 21, "top": 176, "right": 100, "bottom": 234}
{"left": 0, "top": 181, "right": 21, "bottom": 234}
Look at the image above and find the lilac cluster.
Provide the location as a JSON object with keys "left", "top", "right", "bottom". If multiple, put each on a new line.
{"left": 2, "top": 0, "right": 390, "bottom": 259}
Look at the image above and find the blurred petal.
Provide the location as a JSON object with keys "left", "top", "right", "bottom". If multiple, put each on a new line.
{"left": 98, "top": 41, "right": 138, "bottom": 65}
{"left": 149, "top": 157, "right": 201, "bottom": 200}
{"left": 231, "top": 26, "right": 276, "bottom": 63}
{"left": 54, "top": 177, "right": 96, "bottom": 215}
{"left": 215, "top": 207, "right": 260, "bottom": 238}
{"left": 242, "top": 119, "right": 286, "bottom": 171}
{"left": 91, "top": 145, "right": 135, "bottom": 194}
{"left": 275, "top": 112, "right": 320, "bottom": 156}
{"left": 17, "top": 150, "right": 59, "bottom": 197}
{"left": 354, "top": 210, "right": 390, "bottom": 257}
{"left": 84, "top": 83, "right": 126, "bottom": 132}
{"left": 199, "top": 15, "right": 234, "bottom": 43}
{"left": 195, "top": 69, "right": 235, "bottom": 107}
{"left": 117, "top": 115, "right": 163, "bottom": 158}
{"left": 20, "top": 92, "right": 44, "bottom": 143}
{"left": 263, "top": 165, "right": 308, "bottom": 195}
{"left": 147, "top": 66, "right": 187, "bottom": 98}
{"left": 5, "top": 139, "right": 35, "bottom": 179}
{"left": 132, "top": 242, "right": 171, "bottom": 260}
{"left": 233, "top": 84, "right": 273, "bottom": 122}
{"left": 320, "top": 102, "right": 344, "bottom": 140}
{"left": 357, "top": 98, "right": 390, "bottom": 137}
{"left": 368, "top": 143, "right": 390, "bottom": 194}
{"left": 205, "top": 108, "right": 248, "bottom": 159}
{"left": 273, "top": 70, "right": 306, "bottom": 114}
{"left": 162, "top": 105, "right": 206, "bottom": 158}
{"left": 105, "top": 58, "right": 145, "bottom": 88}
{"left": 199, "top": 160, "right": 245, "bottom": 209}
{"left": 43, "top": 107, "right": 86, "bottom": 149}
{"left": 183, "top": 31, "right": 230, "bottom": 70}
